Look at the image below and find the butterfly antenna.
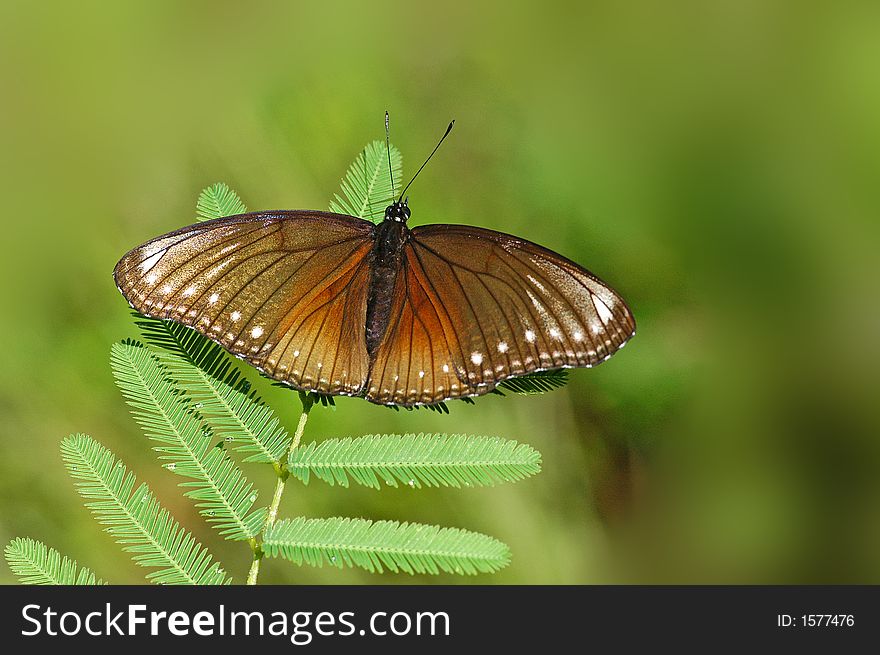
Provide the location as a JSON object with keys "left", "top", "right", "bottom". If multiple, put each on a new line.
{"left": 398, "top": 119, "right": 455, "bottom": 202}
{"left": 385, "top": 111, "right": 395, "bottom": 197}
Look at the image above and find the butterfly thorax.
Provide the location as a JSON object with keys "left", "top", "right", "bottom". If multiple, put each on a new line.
{"left": 365, "top": 207, "right": 411, "bottom": 356}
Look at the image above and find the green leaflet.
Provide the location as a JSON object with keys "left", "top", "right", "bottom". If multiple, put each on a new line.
{"left": 196, "top": 182, "right": 247, "bottom": 221}
{"left": 263, "top": 517, "right": 510, "bottom": 575}
{"left": 135, "top": 315, "right": 291, "bottom": 463}
{"left": 5, "top": 538, "right": 105, "bottom": 585}
{"left": 330, "top": 140, "right": 403, "bottom": 222}
{"left": 289, "top": 433, "right": 542, "bottom": 489}
{"left": 498, "top": 369, "right": 569, "bottom": 394}
{"left": 111, "top": 341, "right": 266, "bottom": 540}
{"left": 61, "top": 434, "right": 231, "bottom": 585}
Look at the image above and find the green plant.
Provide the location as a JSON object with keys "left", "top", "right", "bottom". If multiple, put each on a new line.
{"left": 5, "top": 142, "right": 568, "bottom": 585}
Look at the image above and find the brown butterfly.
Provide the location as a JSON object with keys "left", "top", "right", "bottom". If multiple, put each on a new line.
{"left": 114, "top": 125, "right": 635, "bottom": 407}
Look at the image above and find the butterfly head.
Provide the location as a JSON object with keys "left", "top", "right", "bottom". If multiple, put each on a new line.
{"left": 384, "top": 198, "right": 411, "bottom": 223}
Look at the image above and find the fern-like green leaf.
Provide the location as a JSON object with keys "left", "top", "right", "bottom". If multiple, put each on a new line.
{"left": 263, "top": 517, "right": 510, "bottom": 575}
{"left": 60, "top": 434, "right": 230, "bottom": 585}
{"left": 498, "top": 369, "right": 570, "bottom": 395}
{"left": 289, "top": 434, "right": 541, "bottom": 489}
{"left": 330, "top": 140, "right": 403, "bottom": 222}
{"left": 5, "top": 538, "right": 105, "bottom": 585}
{"left": 110, "top": 341, "right": 267, "bottom": 539}
{"left": 135, "top": 315, "right": 291, "bottom": 463}
{"left": 196, "top": 182, "right": 247, "bottom": 221}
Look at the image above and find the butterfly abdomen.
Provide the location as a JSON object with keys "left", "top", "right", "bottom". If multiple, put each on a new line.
{"left": 365, "top": 220, "right": 409, "bottom": 356}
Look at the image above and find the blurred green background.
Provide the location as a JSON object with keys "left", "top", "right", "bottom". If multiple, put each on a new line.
{"left": 1, "top": 1, "right": 878, "bottom": 584}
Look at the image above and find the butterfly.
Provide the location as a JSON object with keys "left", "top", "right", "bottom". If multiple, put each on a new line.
{"left": 114, "top": 126, "right": 635, "bottom": 407}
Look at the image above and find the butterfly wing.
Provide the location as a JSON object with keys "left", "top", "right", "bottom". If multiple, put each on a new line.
{"left": 114, "top": 211, "right": 374, "bottom": 397}
{"left": 366, "top": 224, "right": 635, "bottom": 406}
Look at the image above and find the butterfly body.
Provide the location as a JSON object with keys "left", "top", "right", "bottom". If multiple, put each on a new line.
{"left": 365, "top": 202, "right": 411, "bottom": 355}
{"left": 115, "top": 201, "right": 635, "bottom": 407}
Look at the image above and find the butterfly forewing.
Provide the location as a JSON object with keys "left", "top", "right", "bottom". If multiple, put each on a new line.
{"left": 366, "top": 224, "right": 635, "bottom": 405}
{"left": 114, "top": 211, "right": 374, "bottom": 397}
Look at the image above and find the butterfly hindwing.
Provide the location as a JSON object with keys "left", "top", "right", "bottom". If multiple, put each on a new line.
{"left": 364, "top": 250, "right": 469, "bottom": 405}
{"left": 114, "top": 211, "right": 374, "bottom": 397}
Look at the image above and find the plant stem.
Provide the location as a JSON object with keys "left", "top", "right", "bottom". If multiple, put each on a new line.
{"left": 246, "top": 391, "right": 314, "bottom": 585}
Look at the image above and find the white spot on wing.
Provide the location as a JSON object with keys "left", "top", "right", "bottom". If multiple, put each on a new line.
{"left": 471, "top": 352, "right": 483, "bottom": 365}
{"left": 139, "top": 251, "right": 164, "bottom": 272}
{"left": 442, "top": 365, "right": 449, "bottom": 373}
{"left": 250, "top": 326, "right": 264, "bottom": 338}
{"left": 208, "top": 261, "right": 233, "bottom": 277}
{"left": 594, "top": 295, "right": 615, "bottom": 325}
{"left": 525, "top": 289, "right": 544, "bottom": 313}
{"left": 525, "top": 330, "right": 536, "bottom": 343}
{"left": 182, "top": 286, "right": 195, "bottom": 297}
{"left": 526, "top": 274, "right": 547, "bottom": 294}
{"left": 208, "top": 293, "right": 219, "bottom": 304}
{"left": 497, "top": 341, "right": 509, "bottom": 353}
{"left": 231, "top": 310, "right": 241, "bottom": 322}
